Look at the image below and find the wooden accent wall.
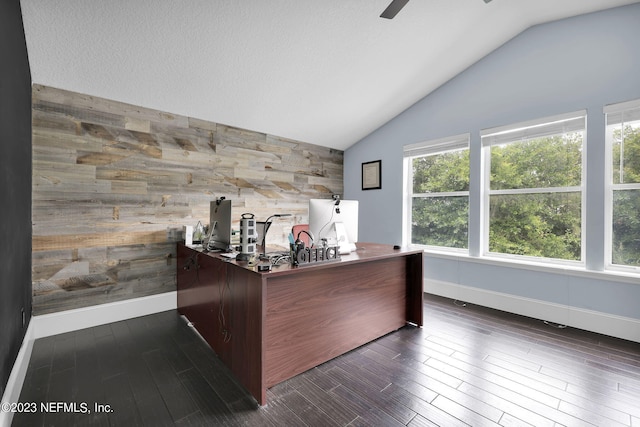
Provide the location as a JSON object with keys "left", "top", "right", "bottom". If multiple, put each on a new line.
{"left": 31, "top": 85, "right": 343, "bottom": 315}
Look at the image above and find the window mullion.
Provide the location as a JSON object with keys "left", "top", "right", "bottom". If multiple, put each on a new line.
{"left": 413, "top": 191, "right": 470, "bottom": 198}
{"left": 489, "top": 186, "right": 582, "bottom": 196}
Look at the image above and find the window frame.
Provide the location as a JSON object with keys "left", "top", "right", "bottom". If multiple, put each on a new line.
{"left": 604, "top": 99, "right": 640, "bottom": 272}
{"left": 480, "top": 111, "right": 587, "bottom": 265}
{"left": 403, "top": 133, "right": 470, "bottom": 251}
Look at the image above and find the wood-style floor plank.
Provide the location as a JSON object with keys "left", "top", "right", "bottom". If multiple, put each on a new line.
{"left": 12, "top": 293, "right": 640, "bottom": 426}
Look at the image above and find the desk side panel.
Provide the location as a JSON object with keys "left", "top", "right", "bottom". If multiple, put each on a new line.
{"left": 176, "top": 246, "right": 230, "bottom": 360}
{"left": 406, "top": 252, "right": 424, "bottom": 326}
{"left": 265, "top": 256, "right": 406, "bottom": 387}
{"left": 224, "top": 265, "right": 266, "bottom": 404}
{"left": 177, "top": 247, "right": 265, "bottom": 404}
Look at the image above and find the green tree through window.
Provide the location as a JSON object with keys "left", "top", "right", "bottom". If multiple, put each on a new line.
{"left": 411, "top": 149, "right": 469, "bottom": 248}
{"left": 611, "top": 124, "right": 640, "bottom": 267}
{"left": 488, "top": 134, "right": 583, "bottom": 260}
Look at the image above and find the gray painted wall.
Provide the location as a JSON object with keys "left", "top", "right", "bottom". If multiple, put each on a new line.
{"left": 344, "top": 4, "right": 640, "bottom": 320}
{"left": 0, "top": 0, "right": 33, "bottom": 399}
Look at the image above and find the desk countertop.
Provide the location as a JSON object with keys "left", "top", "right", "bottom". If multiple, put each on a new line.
{"left": 182, "top": 242, "right": 424, "bottom": 277}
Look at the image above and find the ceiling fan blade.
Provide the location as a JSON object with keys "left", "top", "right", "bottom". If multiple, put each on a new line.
{"left": 380, "top": 0, "right": 410, "bottom": 19}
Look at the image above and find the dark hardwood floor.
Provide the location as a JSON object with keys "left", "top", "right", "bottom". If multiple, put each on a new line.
{"left": 13, "top": 294, "right": 640, "bottom": 426}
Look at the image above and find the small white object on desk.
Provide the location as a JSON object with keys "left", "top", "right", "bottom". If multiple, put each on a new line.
{"left": 184, "top": 225, "right": 193, "bottom": 246}
{"left": 219, "top": 252, "right": 238, "bottom": 259}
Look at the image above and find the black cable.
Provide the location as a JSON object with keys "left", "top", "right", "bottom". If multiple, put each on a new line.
{"left": 218, "top": 271, "right": 232, "bottom": 343}
{"left": 317, "top": 204, "right": 337, "bottom": 242}
{"left": 296, "top": 229, "right": 315, "bottom": 247}
{"left": 181, "top": 253, "right": 200, "bottom": 289}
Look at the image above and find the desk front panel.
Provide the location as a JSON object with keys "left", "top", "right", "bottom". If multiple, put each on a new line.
{"left": 264, "top": 256, "right": 407, "bottom": 387}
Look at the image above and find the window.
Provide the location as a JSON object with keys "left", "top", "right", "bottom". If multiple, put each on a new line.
{"left": 481, "top": 112, "right": 585, "bottom": 262}
{"left": 605, "top": 99, "right": 640, "bottom": 269}
{"left": 404, "top": 134, "right": 470, "bottom": 250}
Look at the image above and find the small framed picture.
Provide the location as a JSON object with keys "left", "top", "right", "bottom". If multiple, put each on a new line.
{"left": 362, "top": 160, "right": 382, "bottom": 190}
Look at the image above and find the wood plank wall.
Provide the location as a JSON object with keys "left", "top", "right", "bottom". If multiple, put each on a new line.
{"left": 31, "top": 85, "right": 344, "bottom": 315}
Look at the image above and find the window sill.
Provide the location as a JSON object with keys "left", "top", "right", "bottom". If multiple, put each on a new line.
{"left": 417, "top": 247, "right": 640, "bottom": 285}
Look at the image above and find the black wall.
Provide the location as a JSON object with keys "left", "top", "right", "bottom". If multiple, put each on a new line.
{"left": 0, "top": 0, "right": 32, "bottom": 398}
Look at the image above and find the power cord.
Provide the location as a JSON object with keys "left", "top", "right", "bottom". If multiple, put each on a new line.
{"left": 180, "top": 253, "right": 200, "bottom": 289}
{"left": 218, "top": 273, "right": 232, "bottom": 343}
{"left": 543, "top": 320, "right": 567, "bottom": 329}
{"left": 272, "top": 254, "right": 291, "bottom": 265}
{"left": 317, "top": 203, "right": 337, "bottom": 242}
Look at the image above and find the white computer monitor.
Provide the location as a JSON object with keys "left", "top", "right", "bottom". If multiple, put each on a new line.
{"left": 308, "top": 198, "right": 358, "bottom": 254}
{"left": 207, "top": 198, "right": 232, "bottom": 251}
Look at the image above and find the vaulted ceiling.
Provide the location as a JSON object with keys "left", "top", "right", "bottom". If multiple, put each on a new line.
{"left": 20, "top": 0, "right": 640, "bottom": 150}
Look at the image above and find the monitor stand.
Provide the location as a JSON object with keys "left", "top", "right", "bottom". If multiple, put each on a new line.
{"left": 334, "top": 222, "right": 355, "bottom": 255}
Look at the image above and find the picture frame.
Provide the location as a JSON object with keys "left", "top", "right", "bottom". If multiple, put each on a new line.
{"left": 362, "top": 160, "right": 382, "bottom": 190}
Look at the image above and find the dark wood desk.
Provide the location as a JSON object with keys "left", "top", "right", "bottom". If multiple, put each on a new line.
{"left": 176, "top": 242, "right": 423, "bottom": 405}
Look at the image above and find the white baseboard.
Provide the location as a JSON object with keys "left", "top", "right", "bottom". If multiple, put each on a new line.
{"left": 1, "top": 292, "right": 177, "bottom": 427}
{"left": 31, "top": 291, "right": 177, "bottom": 339}
{"left": 1, "top": 322, "right": 35, "bottom": 427}
{"left": 426, "top": 280, "right": 640, "bottom": 343}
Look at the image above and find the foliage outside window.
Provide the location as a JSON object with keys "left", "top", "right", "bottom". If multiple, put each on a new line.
{"left": 404, "top": 135, "right": 469, "bottom": 249}
{"left": 481, "top": 113, "right": 585, "bottom": 261}
{"left": 605, "top": 100, "right": 640, "bottom": 268}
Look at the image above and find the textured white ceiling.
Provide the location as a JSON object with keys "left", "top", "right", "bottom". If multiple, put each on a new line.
{"left": 20, "top": 0, "right": 640, "bottom": 150}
